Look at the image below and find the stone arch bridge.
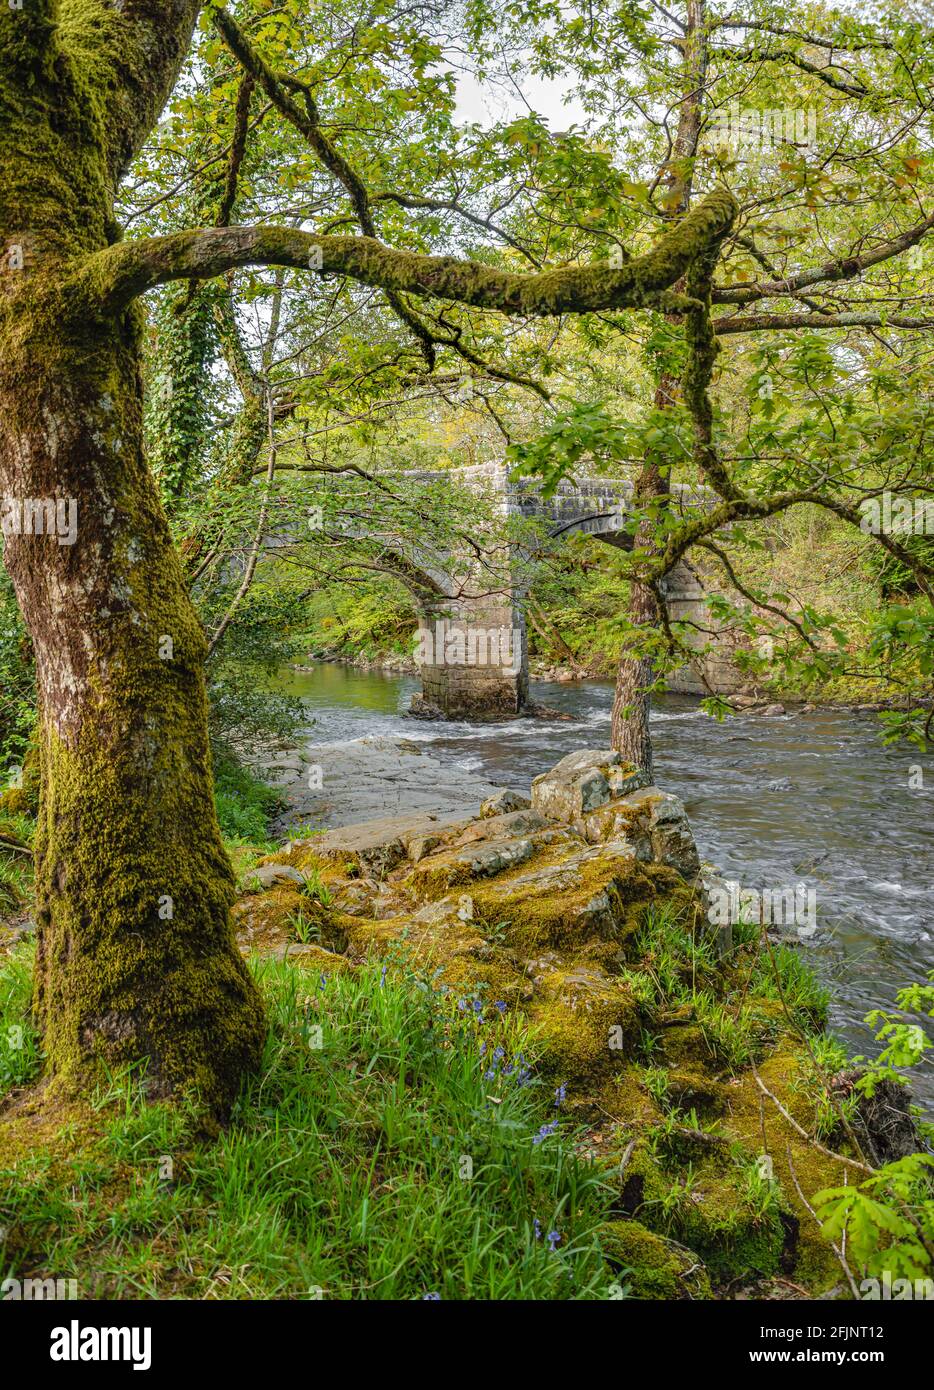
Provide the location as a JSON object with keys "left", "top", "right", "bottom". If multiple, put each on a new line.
{"left": 368, "top": 461, "right": 745, "bottom": 720}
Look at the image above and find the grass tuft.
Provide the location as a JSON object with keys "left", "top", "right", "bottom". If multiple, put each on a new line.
{"left": 0, "top": 950, "right": 614, "bottom": 1300}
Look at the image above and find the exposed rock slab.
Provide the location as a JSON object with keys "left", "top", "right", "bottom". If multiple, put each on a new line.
{"left": 269, "top": 735, "right": 515, "bottom": 832}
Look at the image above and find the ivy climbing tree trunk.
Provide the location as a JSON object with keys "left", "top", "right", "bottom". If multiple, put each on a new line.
{"left": 0, "top": 2, "right": 265, "bottom": 1111}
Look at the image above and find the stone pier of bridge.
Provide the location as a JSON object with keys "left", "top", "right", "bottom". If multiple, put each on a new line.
{"left": 404, "top": 463, "right": 746, "bottom": 721}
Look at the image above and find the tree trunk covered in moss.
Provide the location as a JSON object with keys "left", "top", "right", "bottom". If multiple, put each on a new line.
{"left": 610, "top": 570, "right": 659, "bottom": 778}
{"left": 0, "top": 2, "right": 264, "bottom": 1110}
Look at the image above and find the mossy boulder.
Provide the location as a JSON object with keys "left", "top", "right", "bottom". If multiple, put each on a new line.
{"left": 0, "top": 787, "right": 31, "bottom": 817}
{"left": 409, "top": 834, "right": 539, "bottom": 899}
{"left": 469, "top": 843, "right": 665, "bottom": 952}
{"left": 601, "top": 1218, "right": 712, "bottom": 1299}
{"left": 615, "top": 1142, "right": 789, "bottom": 1284}
{"left": 528, "top": 962, "right": 642, "bottom": 1081}
{"left": 341, "top": 895, "right": 529, "bottom": 1003}
{"left": 582, "top": 789, "right": 701, "bottom": 879}
{"left": 232, "top": 885, "right": 305, "bottom": 953}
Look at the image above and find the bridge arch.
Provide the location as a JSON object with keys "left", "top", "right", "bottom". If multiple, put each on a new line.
{"left": 364, "top": 462, "right": 745, "bottom": 720}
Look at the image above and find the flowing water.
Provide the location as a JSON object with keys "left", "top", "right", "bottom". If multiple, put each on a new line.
{"left": 276, "top": 661, "right": 934, "bottom": 1107}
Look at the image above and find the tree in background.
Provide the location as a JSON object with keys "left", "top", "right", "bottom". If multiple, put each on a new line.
{"left": 501, "top": 0, "right": 934, "bottom": 760}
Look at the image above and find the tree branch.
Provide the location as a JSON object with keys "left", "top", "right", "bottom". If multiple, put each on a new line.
{"left": 715, "top": 310, "right": 934, "bottom": 333}
{"left": 714, "top": 211, "right": 934, "bottom": 306}
{"left": 79, "top": 188, "right": 738, "bottom": 321}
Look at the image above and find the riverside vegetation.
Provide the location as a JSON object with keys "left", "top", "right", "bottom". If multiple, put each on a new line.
{"left": 1, "top": 750, "right": 931, "bottom": 1300}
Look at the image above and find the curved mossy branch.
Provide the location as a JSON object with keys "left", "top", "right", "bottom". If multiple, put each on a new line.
{"left": 211, "top": 4, "right": 548, "bottom": 392}
{"left": 78, "top": 187, "right": 738, "bottom": 318}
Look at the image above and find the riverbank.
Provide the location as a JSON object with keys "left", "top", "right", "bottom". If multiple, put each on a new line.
{"left": 293, "top": 650, "right": 924, "bottom": 716}
{"left": 2, "top": 734, "right": 929, "bottom": 1300}
{"left": 267, "top": 661, "right": 934, "bottom": 1109}
{"left": 213, "top": 748, "right": 931, "bottom": 1295}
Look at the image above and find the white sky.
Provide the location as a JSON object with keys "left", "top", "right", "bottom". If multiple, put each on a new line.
{"left": 453, "top": 67, "right": 587, "bottom": 129}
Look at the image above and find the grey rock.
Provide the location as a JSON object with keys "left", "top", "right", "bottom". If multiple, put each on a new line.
{"left": 531, "top": 748, "right": 649, "bottom": 825}
{"left": 453, "top": 809, "right": 547, "bottom": 845}
{"left": 480, "top": 788, "right": 531, "bottom": 818}
{"left": 414, "top": 836, "right": 537, "bottom": 891}
{"left": 293, "top": 807, "right": 474, "bottom": 875}
{"left": 241, "top": 863, "right": 306, "bottom": 891}
{"left": 588, "top": 786, "right": 701, "bottom": 880}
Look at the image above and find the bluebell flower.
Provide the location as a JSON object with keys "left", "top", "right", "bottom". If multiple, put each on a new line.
{"left": 554, "top": 1084, "right": 567, "bottom": 1108}
{"left": 547, "top": 1230, "right": 561, "bottom": 1251}
{"left": 422, "top": 1292, "right": 441, "bottom": 1300}
{"left": 494, "top": 1000, "right": 507, "bottom": 1014}
{"left": 532, "top": 1119, "right": 559, "bottom": 1146}
{"left": 534, "top": 1218, "right": 542, "bottom": 1240}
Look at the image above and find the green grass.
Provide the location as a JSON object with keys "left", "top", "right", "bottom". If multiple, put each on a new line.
{"left": 0, "top": 948, "right": 615, "bottom": 1300}
{"left": 748, "top": 938, "right": 831, "bottom": 1034}
{"left": 0, "top": 940, "right": 40, "bottom": 1091}
{"left": 631, "top": 900, "right": 831, "bottom": 1073}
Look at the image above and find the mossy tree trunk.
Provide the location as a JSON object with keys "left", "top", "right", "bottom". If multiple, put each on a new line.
{"left": 610, "top": 567, "right": 660, "bottom": 778}
{"left": 0, "top": 1, "right": 265, "bottom": 1110}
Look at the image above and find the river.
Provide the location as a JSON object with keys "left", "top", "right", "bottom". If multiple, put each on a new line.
{"left": 276, "top": 661, "right": 934, "bottom": 1107}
